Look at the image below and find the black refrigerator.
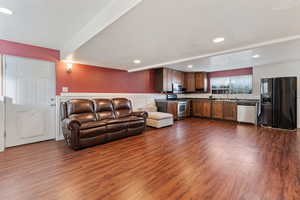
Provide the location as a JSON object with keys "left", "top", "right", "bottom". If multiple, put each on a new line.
{"left": 259, "top": 77, "right": 297, "bottom": 130}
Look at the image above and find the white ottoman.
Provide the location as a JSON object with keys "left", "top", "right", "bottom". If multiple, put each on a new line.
{"left": 147, "top": 112, "right": 174, "bottom": 128}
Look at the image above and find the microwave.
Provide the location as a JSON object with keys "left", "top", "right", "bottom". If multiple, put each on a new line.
{"left": 172, "top": 83, "right": 184, "bottom": 94}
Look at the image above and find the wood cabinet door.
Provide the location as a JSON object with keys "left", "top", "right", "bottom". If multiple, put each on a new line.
{"left": 167, "top": 102, "right": 178, "bottom": 120}
{"left": 192, "top": 101, "right": 211, "bottom": 117}
{"left": 184, "top": 72, "right": 195, "bottom": 92}
{"left": 195, "top": 72, "right": 204, "bottom": 89}
{"left": 202, "top": 101, "right": 212, "bottom": 118}
{"left": 192, "top": 101, "right": 201, "bottom": 117}
{"left": 212, "top": 101, "right": 224, "bottom": 119}
{"left": 165, "top": 68, "right": 173, "bottom": 92}
{"left": 185, "top": 101, "right": 191, "bottom": 117}
{"left": 195, "top": 72, "right": 208, "bottom": 91}
{"left": 223, "top": 102, "right": 237, "bottom": 121}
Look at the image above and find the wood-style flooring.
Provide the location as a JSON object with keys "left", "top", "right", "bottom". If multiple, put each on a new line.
{"left": 0, "top": 118, "right": 299, "bottom": 200}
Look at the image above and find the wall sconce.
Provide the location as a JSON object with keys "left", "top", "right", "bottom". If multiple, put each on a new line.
{"left": 66, "top": 63, "right": 73, "bottom": 72}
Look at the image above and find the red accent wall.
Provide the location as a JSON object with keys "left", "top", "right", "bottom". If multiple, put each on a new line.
{"left": 0, "top": 40, "right": 156, "bottom": 95}
{"left": 0, "top": 39, "right": 60, "bottom": 62}
{"left": 56, "top": 62, "right": 156, "bottom": 94}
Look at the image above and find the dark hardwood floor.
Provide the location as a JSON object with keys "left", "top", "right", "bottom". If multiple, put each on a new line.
{"left": 0, "top": 118, "right": 299, "bottom": 200}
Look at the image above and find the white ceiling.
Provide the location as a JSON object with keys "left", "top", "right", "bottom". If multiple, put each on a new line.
{"left": 0, "top": 0, "right": 111, "bottom": 49}
{"left": 166, "top": 39, "right": 300, "bottom": 72}
{"left": 72, "top": 0, "right": 300, "bottom": 71}
{"left": 1, "top": 0, "right": 300, "bottom": 72}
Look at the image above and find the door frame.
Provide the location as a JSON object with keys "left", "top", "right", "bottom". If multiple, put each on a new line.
{"left": 0, "top": 55, "right": 4, "bottom": 152}
{"left": 1, "top": 55, "right": 57, "bottom": 151}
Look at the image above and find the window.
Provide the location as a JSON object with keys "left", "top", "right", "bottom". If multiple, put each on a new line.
{"left": 211, "top": 75, "right": 252, "bottom": 94}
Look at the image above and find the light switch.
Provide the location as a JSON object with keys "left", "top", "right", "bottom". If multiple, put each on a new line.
{"left": 62, "top": 87, "right": 69, "bottom": 93}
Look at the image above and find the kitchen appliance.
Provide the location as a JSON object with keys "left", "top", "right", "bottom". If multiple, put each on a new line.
{"left": 172, "top": 83, "right": 184, "bottom": 94}
{"left": 166, "top": 94, "right": 178, "bottom": 100}
{"left": 259, "top": 77, "right": 297, "bottom": 130}
{"left": 177, "top": 101, "right": 188, "bottom": 119}
{"left": 237, "top": 105, "right": 257, "bottom": 124}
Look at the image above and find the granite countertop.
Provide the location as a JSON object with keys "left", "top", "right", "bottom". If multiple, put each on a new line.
{"left": 155, "top": 98, "right": 259, "bottom": 106}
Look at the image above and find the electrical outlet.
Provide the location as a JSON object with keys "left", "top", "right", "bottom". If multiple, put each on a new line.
{"left": 62, "top": 87, "right": 69, "bottom": 93}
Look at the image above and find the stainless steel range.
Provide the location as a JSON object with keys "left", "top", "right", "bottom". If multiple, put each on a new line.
{"left": 156, "top": 94, "right": 188, "bottom": 120}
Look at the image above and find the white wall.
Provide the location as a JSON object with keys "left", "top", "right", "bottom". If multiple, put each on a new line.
{"left": 0, "top": 96, "right": 4, "bottom": 152}
{"left": 56, "top": 93, "right": 165, "bottom": 140}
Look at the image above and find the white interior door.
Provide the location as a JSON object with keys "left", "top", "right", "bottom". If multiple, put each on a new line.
{"left": 4, "top": 55, "right": 56, "bottom": 147}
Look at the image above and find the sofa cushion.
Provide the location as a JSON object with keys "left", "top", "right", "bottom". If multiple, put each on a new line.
{"left": 80, "top": 121, "right": 107, "bottom": 130}
{"left": 112, "top": 98, "right": 133, "bottom": 118}
{"left": 66, "top": 99, "right": 94, "bottom": 115}
{"left": 93, "top": 99, "right": 115, "bottom": 120}
{"left": 148, "top": 112, "right": 173, "bottom": 120}
{"left": 106, "top": 123, "right": 127, "bottom": 132}
{"left": 80, "top": 126, "right": 107, "bottom": 138}
{"left": 69, "top": 113, "right": 97, "bottom": 124}
{"left": 105, "top": 116, "right": 144, "bottom": 124}
{"left": 66, "top": 99, "right": 96, "bottom": 123}
{"left": 128, "top": 120, "right": 145, "bottom": 128}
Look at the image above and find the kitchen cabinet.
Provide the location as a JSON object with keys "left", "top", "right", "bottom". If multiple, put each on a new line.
{"left": 173, "top": 70, "right": 184, "bottom": 86}
{"left": 167, "top": 101, "right": 178, "bottom": 120}
{"left": 212, "top": 101, "right": 223, "bottom": 119}
{"left": 185, "top": 100, "right": 191, "bottom": 117}
{"left": 195, "top": 72, "right": 208, "bottom": 92}
{"left": 155, "top": 68, "right": 184, "bottom": 93}
{"left": 202, "top": 101, "right": 212, "bottom": 118}
{"left": 156, "top": 100, "right": 190, "bottom": 120}
{"left": 192, "top": 101, "right": 201, "bottom": 117}
{"left": 192, "top": 100, "right": 211, "bottom": 118}
{"left": 184, "top": 72, "right": 196, "bottom": 92}
{"left": 223, "top": 102, "right": 237, "bottom": 121}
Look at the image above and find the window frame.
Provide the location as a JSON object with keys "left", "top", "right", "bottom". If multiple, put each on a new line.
{"left": 210, "top": 74, "right": 253, "bottom": 94}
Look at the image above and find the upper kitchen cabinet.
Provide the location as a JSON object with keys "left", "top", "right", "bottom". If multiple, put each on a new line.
{"left": 173, "top": 70, "right": 185, "bottom": 86}
{"left": 155, "top": 68, "right": 184, "bottom": 93}
{"left": 195, "top": 72, "right": 208, "bottom": 92}
{"left": 184, "top": 72, "right": 196, "bottom": 92}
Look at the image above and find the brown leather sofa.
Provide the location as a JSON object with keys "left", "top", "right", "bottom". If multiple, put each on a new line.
{"left": 60, "top": 98, "right": 148, "bottom": 150}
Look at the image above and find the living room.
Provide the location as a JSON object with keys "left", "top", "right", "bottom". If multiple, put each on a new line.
{"left": 0, "top": 0, "right": 300, "bottom": 199}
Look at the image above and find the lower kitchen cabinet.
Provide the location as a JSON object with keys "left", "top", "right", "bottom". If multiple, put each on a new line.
{"left": 167, "top": 102, "right": 178, "bottom": 120}
{"left": 212, "top": 101, "right": 224, "bottom": 119}
{"left": 223, "top": 102, "right": 237, "bottom": 121}
{"left": 192, "top": 100, "right": 211, "bottom": 118}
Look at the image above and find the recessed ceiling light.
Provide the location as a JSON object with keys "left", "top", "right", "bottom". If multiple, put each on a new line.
{"left": 213, "top": 37, "right": 225, "bottom": 43}
{"left": 252, "top": 54, "right": 260, "bottom": 58}
{"left": 0, "top": 7, "right": 13, "bottom": 15}
{"left": 133, "top": 59, "right": 141, "bottom": 64}
{"left": 187, "top": 65, "right": 193, "bottom": 68}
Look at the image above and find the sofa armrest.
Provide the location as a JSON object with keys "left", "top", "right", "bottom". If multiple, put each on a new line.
{"left": 62, "top": 118, "right": 81, "bottom": 130}
{"left": 132, "top": 111, "right": 148, "bottom": 119}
